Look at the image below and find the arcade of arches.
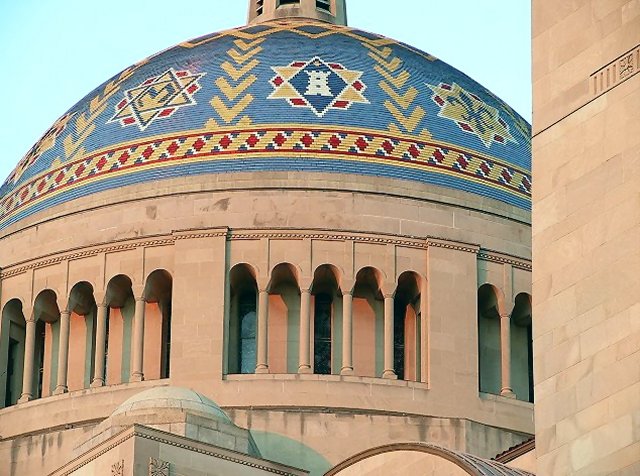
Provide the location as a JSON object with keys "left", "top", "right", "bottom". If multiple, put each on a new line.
{"left": 0, "top": 262, "right": 532, "bottom": 407}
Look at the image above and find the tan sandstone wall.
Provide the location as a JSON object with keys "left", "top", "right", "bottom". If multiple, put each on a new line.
{"left": 0, "top": 175, "right": 532, "bottom": 475}
{"left": 532, "top": 0, "right": 640, "bottom": 474}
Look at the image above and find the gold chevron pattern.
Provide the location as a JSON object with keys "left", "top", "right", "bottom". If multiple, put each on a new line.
{"left": 208, "top": 38, "right": 264, "bottom": 127}
{"left": 63, "top": 62, "right": 147, "bottom": 163}
{"left": 364, "top": 43, "right": 430, "bottom": 139}
{"left": 181, "top": 21, "right": 437, "bottom": 65}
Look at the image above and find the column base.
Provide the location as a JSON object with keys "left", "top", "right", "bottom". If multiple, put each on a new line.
{"left": 382, "top": 370, "right": 397, "bottom": 379}
{"left": 340, "top": 367, "right": 354, "bottom": 376}
{"left": 130, "top": 373, "right": 144, "bottom": 382}
{"left": 255, "top": 365, "right": 270, "bottom": 374}
{"left": 90, "top": 379, "right": 105, "bottom": 388}
{"left": 17, "top": 394, "right": 33, "bottom": 403}
{"left": 500, "top": 388, "right": 516, "bottom": 398}
{"left": 53, "top": 386, "right": 68, "bottom": 395}
{"left": 298, "top": 366, "right": 312, "bottom": 374}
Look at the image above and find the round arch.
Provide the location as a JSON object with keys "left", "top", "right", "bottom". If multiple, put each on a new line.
{"left": 325, "top": 443, "right": 534, "bottom": 476}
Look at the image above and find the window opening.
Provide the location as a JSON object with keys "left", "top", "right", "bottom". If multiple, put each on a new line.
{"left": 393, "top": 300, "right": 406, "bottom": 380}
{"left": 314, "top": 293, "right": 332, "bottom": 375}
{"left": 239, "top": 292, "right": 257, "bottom": 374}
{"left": 316, "top": 0, "right": 331, "bottom": 12}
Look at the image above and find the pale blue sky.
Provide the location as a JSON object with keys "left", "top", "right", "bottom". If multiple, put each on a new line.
{"left": 0, "top": 0, "right": 531, "bottom": 182}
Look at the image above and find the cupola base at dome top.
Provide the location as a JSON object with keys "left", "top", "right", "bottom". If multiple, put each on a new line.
{"left": 248, "top": 0, "right": 347, "bottom": 25}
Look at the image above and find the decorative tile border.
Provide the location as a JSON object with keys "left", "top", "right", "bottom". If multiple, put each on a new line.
{"left": 591, "top": 44, "right": 640, "bottom": 97}
{"left": 0, "top": 126, "right": 531, "bottom": 229}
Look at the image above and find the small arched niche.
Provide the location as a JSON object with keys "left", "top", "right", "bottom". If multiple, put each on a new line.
{"left": 0, "top": 299, "right": 26, "bottom": 407}
{"left": 352, "top": 267, "right": 384, "bottom": 377}
{"left": 477, "top": 284, "right": 502, "bottom": 395}
{"left": 104, "top": 275, "right": 134, "bottom": 384}
{"left": 228, "top": 263, "right": 258, "bottom": 375}
{"left": 511, "top": 292, "right": 533, "bottom": 403}
{"left": 144, "top": 270, "right": 173, "bottom": 380}
{"left": 394, "top": 272, "right": 422, "bottom": 382}
{"left": 311, "top": 264, "right": 341, "bottom": 375}
{"left": 267, "top": 263, "right": 300, "bottom": 373}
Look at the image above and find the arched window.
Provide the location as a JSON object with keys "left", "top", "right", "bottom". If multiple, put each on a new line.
{"left": 104, "top": 275, "right": 134, "bottom": 385}
{"left": 228, "top": 264, "right": 258, "bottom": 374}
{"left": 33, "top": 290, "right": 58, "bottom": 399}
{"left": 313, "top": 293, "right": 332, "bottom": 375}
{"left": 67, "top": 282, "right": 97, "bottom": 390}
{"left": 239, "top": 292, "right": 257, "bottom": 374}
{"left": 511, "top": 293, "right": 533, "bottom": 402}
{"left": 1, "top": 299, "right": 26, "bottom": 408}
{"left": 267, "top": 263, "right": 300, "bottom": 374}
{"left": 311, "top": 264, "right": 340, "bottom": 375}
{"left": 393, "top": 272, "right": 421, "bottom": 381}
{"left": 352, "top": 267, "right": 384, "bottom": 378}
{"left": 478, "top": 284, "right": 501, "bottom": 395}
{"left": 143, "top": 270, "right": 173, "bottom": 380}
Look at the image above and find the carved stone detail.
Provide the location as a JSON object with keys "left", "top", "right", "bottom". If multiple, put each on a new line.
{"left": 111, "top": 459, "right": 124, "bottom": 476}
{"left": 591, "top": 44, "right": 640, "bottom": 97}
{"left": 149, "top": 457, "right": 170, "bottom": 476}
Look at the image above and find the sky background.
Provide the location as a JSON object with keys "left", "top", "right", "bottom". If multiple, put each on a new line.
{"left": 0, "top": 0, "right": 531, "bottom": 182}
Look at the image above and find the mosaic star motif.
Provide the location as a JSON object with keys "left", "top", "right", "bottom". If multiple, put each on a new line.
{"left": 268, "top": 56, "right": 368, "bottom": 116}
{"left": 428, "top": 82, "right": 516, "bottom": 148}
{"left": 108, "top": 68, "right": 205, "bottom": 131}
{"left": 4, "top": 112, "right": 75, "bottom": 186}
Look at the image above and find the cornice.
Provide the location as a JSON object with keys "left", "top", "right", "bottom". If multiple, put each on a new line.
{"left": 50, "top": 424, "right": 304, "bottom": 476}
{"left": 477, "top": 250, "right": 531, "bottom": 271}
{"left": 0, "top": 228, "right": 530, "bottom": 279}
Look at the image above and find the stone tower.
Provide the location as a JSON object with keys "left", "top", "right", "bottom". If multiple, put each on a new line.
{"left": 247, "top": 0, "right": 347, "bottom": 25}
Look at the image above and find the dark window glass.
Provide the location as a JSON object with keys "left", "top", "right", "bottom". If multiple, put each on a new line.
{"left": 527, "top": 324, "right": 534, "bottom": 403}
{"left": 393, "top": 300, "right": 406, "bottom": 380}
{"left": 316, "top": 0, "right": 331, "bottom": 12}
{"left": 314, "top": 294, "right": 332, "bottom": 375}
{"left": 239, "top": 292, "right": 257, "bottom": 374}
{"left": 5, "top": 338, "right": 18, "bottom": 407}
{"left": 279, "top": 0, "right": 300, "bottom": 5}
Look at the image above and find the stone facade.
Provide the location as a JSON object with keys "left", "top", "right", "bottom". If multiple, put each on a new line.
{"left": 0, "top": 1, "right": 535, "bottom": 474}
{"left": 532, "top": 0, "right": 640, "bottom": 474}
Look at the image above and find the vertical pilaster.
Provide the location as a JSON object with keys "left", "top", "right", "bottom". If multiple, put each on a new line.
{"left": 130, "top": 296, "right": 146, "bottom": 382}
{"left": 18, "top": 318, "right": 36, "bottom": 402}
{"left": 256, "top": 289, "right": 270, "bottom": 373}
{"left": 382, "top": 294, "right": 397, "bottom": 379}
{"left": 298, "top": 288, "right": 312, "bottom": 373}
{"left": 500, "top": 313, "right": 515, "bottom": 398}
{"left": 340, "top": 291, "right": 353, "bottom": 375}
{"left": 53, "top": 310, "right": 71, "bottom": 394}
{"left": 91, "top": 303, "right": 108, "bottom": 387}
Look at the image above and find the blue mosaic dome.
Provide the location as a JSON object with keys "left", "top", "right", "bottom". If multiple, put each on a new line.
{"left": 0, "top": 20, "right": 531, "bottom": 230}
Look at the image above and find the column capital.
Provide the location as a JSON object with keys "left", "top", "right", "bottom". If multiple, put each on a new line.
{"left": 500, "top": 313, "right": 511, "bottom": 321}
{"left": 383, "top": 292, "right": 395, "bottom": 300}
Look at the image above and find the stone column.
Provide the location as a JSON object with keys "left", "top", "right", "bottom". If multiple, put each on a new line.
{"left": 255, "top": 289, "right": 269, "bottom": 373}
{"left": 340, "top": 291, "right": 353, "bottom": 375}
{"left": 382, "top": 294, "right": 397, "bottom": 379}
{"left": 53, "top": 310, "right": 71, "bottom": 394}
{"left": 18, "top": 318, "right": 37, "bottom": 402}
{"left": 130, "top": 296, "right": 146, "bottom": 382}
{"left": 500, "top": 313, "right": 515, "bottom": 397}
{"left": 91, "top": 304, "right": 108, "bottom": 387}
{"left": 298, "top": 288, "right": 312, "bottom": 373}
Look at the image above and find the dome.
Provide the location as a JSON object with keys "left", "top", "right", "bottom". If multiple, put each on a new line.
{"left": 110, "top": 386, "right": 231, "bottom": 423}
{"left": 0, "top": 20, "right": 530, "bottom": 231}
